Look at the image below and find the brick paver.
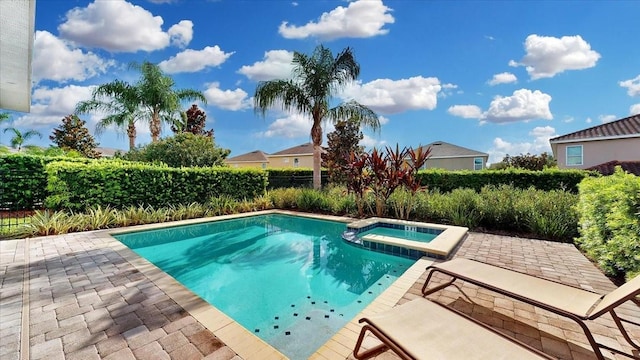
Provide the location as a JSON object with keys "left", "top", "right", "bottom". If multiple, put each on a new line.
{"left": 2, "top": 227, "right": 637, "bottom": 360}
{"left": 1, "top": 232, "right": 238, "bottom": 360}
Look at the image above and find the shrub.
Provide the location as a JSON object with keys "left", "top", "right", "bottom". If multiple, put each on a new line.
{"left": 123, "top": 133, "right": 230, "bottom": 168}
{"left": 268, "top": 188, "right": 301, "bottom": 209}
{"left": 575, "top": 167, "right": 640, "bottom": 281}
{"left": 296, "top": 188, "right": 331, "bottom": 212}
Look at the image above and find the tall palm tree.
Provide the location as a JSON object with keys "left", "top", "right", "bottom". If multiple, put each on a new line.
{"left": 254, "top": 45, "right": 380, "bottom": 189}
{"left": 132, "top": 61, "right": 206, "bottom": 142}
{"left": 0, "top": 112, "right": 9, "bottom": 145}
{"left": 3, "top": 127, "right": 41, "bottom": 152}
{"left": 76, "top": 80, "right": 142, "bottom": 151}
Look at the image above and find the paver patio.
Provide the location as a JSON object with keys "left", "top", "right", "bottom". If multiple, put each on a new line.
{"left": 1, "top": 216, "right": 638, "bottom": 360}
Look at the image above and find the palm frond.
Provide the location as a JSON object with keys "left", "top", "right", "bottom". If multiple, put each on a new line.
{"left": 253, "top": 80, "right": 311, "bottom": 117}
{"left": 328, "top": 101, "right": 380, "bottom": 133}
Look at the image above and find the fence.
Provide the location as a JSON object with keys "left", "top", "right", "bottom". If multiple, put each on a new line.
{"left": 0, "top": 169, "right": 41, "bottom": 237}
{"left": 267, "top": 174, "right": 330, "bottom": 189}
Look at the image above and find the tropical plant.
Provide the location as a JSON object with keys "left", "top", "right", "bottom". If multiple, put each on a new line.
{"left": 254, "top": 45, "right": 380, "bottom": 189}
{"left": 76, "top": 80, "right": 143, "bottom": 151}
{"left": 49, "top": 115, "right": 101, "bottom": 158}
{"left": 3, "top": 127, "right": 42, "bottom": 152}
{"left": 322, "top": 118, "right": 364, "bottom": 184}
{"left": 342, "top": 151, "right": 371, "bottom": 217}
{"left": 132, "top": 61, "right": 206, "bottom": 142}
{"left": 172, "top": 104, "right": 213, "bottom": 137}
{"left": 497, "top": 152, "right": 557, "bottom": 170}
{"left": 0, "top": 112, "right": 10, "bottom": 144}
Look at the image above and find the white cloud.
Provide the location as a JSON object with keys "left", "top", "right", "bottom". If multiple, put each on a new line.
{"left": 203, "top": 82, "right": 251, "bottom": 111}
{"left": 279, "top": 0, "right": 394, "bottom": 40}
{"left": 599, "top": 114, "right": 617, "bottom": 123}
{"left": 159, "top": 46, "right": 234, "bottom": 73}
{"left": 630, "top": 104, "right": 640, "bottom": 115}
{"left": 378, "top": 116, "right": 390, "bottom": 125}
{"left": 58, "top": 0, "right": 185, "bottom": 52}
{"left": 360, "top": 134, "right": 386, "bottom": 148}
{"left": 620, "top": 75, "right": 640, "bottom": 97}
{"left": 487, "top": 126, "right": 556, "bottom": 164}
{"left": 447, "top": 105, "right": 483, "bottom": 119}
{"left": 438, "top": 83, "right": 458, "bottom": 98}
{"left": 257, "top": 113, "right": 312, "bottom": 138}
{"left": 168, "top": 20, "right": 193, "bottom": 48}
{"left": 488, "top": 72, "right": 517, "bottom": 86}
{"left": 13, "top": 85, "right": 96, "bottom": 128}
{"left": 586, "top": 117, "right": 593, "bottom": 124}
{"left": 32, "top": 31, "right": 114, "bottom": 83}
{"left": 484, "top": 89, "right": 552, "bottom": 123}
{"left": 342, "top": 76, "right": 441, "bottom": 114}
{"left": 237, "top": 50, "right": 295, "bottom": 81}
{"left": 511, "top": 34, "right": 600, "bottom": 80}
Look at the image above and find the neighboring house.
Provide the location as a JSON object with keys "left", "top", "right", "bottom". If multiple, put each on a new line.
{"left": 586, "top": 160, "right": 640, "bottom": 176}
{"left": 415, "top": 141, "right": 489, "bottom": 171}
{"left": 95, "top": 147, "right": 122, "bottom": 158}
{"left": 225, "top": 150, "right": 270, "bottom": 169}
{"left": 549, "top": 114, "right": 640, "bottom": 172}
{"left": 267, "top": 143, "right": 318, "bottom": 168}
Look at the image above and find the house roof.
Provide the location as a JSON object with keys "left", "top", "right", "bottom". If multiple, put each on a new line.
{"left": 95, "top": 147, "right": 123, "bottom": 157}
{"left": 586, "top": 160, "right": 640, "bottom": 176}
{"left": 417, "top": 141, "right": 488, "bottom": 158}
{"left": 226, "top": 150, "right": 269, "bottom": 162}
{"left": 549, "top": 114, "right": 640, "bottom": 143}
{"left": 270, "top": 143, "right": 320, "bottom": 156}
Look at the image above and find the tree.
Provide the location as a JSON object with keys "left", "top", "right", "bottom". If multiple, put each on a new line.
{"left": 132, "top": 61, "right": 206, "bottom": 142}
{"left": 171, "top": 104, "right": 214, "bottom": 137}
{"left": 500, "top": 152, "right": 557, "bottom": 170}
{"left": 50, "top": 115, "right": 101, "bottom": 158}
{"left": 254, "top": 45, "right": 380, "bottom": 190}
{"left": 76, "top": 80, "right": 143, "bottom": 151}
{"left": 125, "top": 133, "right": 230, "bottom": 168}
{"left": 0, "top": 112, "right": 11, "bottom": 144}
{"left": 3, "top": 127, "right": 41, "bottom": 152}
{"left": 322, "top": 118, "right": 364, "bottom": 184}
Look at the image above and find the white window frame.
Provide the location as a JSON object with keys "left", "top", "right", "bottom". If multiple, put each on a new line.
{"left": 566, "top": 145, "right": 583, "bottom": 166}
{"left": 283, "top": 158, "right": 289, "bottom": 163}
{"left": 473, "top": 157, "right": 483, "bottom": 170}
{"left": 261, "top": 163, "right": 266, "bottom": 169}
{"left": 293, "top": 158, "right": 299, "bottom": 168}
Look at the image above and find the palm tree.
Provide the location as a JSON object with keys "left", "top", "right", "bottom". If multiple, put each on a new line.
{"left": 0, "top": 112, "right": 10, "bottom": 145}
{"left": 254, "top": 45, "right": 380, "bottom": 189}
{"left": 132, "top": 61, "right": 206, "bottom": 142}
{"left": 76, "top": 80, "right": 142, "bottom": 151}
{"left": 3, "top": 127, "right": 42, "bottom": 152}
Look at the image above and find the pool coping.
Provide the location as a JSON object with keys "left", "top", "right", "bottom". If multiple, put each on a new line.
{"left": 98, "top": 210, "right": 437, "bottom": 359}
{"left": 348, "top": 217, "right": 468, "bottom": 258}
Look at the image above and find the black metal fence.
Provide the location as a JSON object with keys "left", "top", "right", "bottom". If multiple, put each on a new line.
{"left": 267, "top": 174, "right": 330, "bottom": 189}
{"left": 0, "top": 169, "right": 41, "bottom": 235}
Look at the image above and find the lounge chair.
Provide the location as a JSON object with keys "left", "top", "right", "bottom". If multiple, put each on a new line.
{"left": 353, "top": 297, "right": 555, "bottom": 359}
{"left": 422, "top": 258, "right": 640, "bottom": 359}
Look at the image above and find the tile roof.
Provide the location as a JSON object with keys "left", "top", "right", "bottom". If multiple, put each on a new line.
{"left": 417, "top": 141, "right": 488, "bottom": 158}
{"left": 270, "top": 143, "right": 321, "bottom": 156}
{"left": 586, "top": 160, "right": 640, "bottom": 176}
{"left": 550, "top": 114, "right": 640, "bottom": 143}
{"left": 226, "top": 150, "right": 269, "bottom": 162}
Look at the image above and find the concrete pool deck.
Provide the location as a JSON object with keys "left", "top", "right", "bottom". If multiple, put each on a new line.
{"left": 1, "top": 210, "right": 638, "bottom": 359}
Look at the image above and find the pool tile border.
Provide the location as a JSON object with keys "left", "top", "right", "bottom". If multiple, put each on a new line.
{"left": 100, "top": 210, "right": 438, "bottom": 359}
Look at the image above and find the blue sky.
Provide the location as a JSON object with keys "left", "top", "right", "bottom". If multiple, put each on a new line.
{"left": 4, "top": 0, "right": 640, "bottom": 164}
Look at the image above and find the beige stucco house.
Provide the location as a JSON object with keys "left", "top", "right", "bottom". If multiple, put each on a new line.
{"left": 225, "top": 143, "right": 321, "bottom": 169}
{"left": 225, "top": 150, "right": 270, "bottom": 169}
{"left": 415, "top": 141, "right": 489, "bottom": 171}
{"left": 549, "top": 114, "right": 640, "bottom": 170}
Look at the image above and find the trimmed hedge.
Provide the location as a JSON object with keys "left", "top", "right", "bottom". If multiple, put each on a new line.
{"left": 45, "top": 161, "right": 267, "bottom": 211}
{"left": 0, "top": 154, "right": 91, "bottom": 210}
{"left": 266, "top": 168, "right": 328, "bottom": 189}
{"left": 417, "top": 168, "right": 596, "bottom": 193}
{"left": 575, "top": 167, "right": 640, "bottom": 281}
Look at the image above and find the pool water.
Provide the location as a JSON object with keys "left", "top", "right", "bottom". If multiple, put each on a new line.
{"left": 115, "top": 214, "right": 414, "bottom": 359}
{"left": 359, "top": 226, "right": 438, "bottom": 243}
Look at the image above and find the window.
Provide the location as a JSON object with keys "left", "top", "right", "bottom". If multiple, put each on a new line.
{"left": 474, "top": 157, "right": 483, "bottom": 170}
{"left": 293, "top": 158, "right": 299, "bottom": 168}
{"left": 261, "top": 163, "right": 266, "bottom": 169}
{"left": 284, "top": 158, "right": 289, "bottom": 163}
{"left": 566, "top": 145, "right": 583, "bottom": 166}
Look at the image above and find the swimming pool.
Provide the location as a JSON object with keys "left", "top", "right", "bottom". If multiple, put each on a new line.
{"left": 114, "top": 214, "right": 414, "bottom": 359}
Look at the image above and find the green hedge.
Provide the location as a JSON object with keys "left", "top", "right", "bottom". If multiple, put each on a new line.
{"left": 45, "top": 161, "right": 267, "bottom": 211}
{"left": 0, "top": 154, "right": 91, "bottom": 209}
{"left": 575, "top": 167, "right": 640, "bottom": 281}
{"left": 417, "top": 168, "right": 596, "bottom": 193}
{"left": 266, "top": 168, "right": 328, "bottom": 189}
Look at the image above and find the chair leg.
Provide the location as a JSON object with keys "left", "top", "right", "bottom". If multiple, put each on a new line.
{"left": 610, "top": 309, "right": 640, "bottom": 351}
{"left": 353, "top": 325, "right": 390, "bottom": 360}
{"left": 421, "top": 268, "right": 456, "bottom": 296}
